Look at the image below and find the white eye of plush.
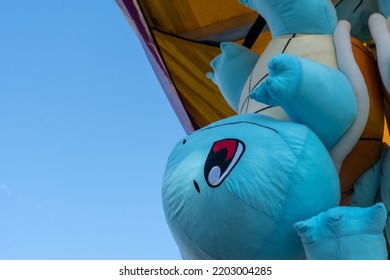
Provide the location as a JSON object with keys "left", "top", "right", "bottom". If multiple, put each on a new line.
{"left": 208, "top": 166, "right": 222, "bottom": 186}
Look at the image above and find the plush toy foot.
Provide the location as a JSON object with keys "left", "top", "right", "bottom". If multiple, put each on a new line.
{"left": 294, "top": 203, "right": 388, "bottom": 260}
{"left": 249, "top": 53, "right": 356, "bottom": 149}
{"left": 369, "top": 12, "right": 390, "bottom": 93}
{"left": 207, "top": 42, "right": 259, "bottom": 111}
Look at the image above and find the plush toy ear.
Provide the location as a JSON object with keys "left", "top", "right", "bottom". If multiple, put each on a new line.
{"left": 293, "top": 203, "right": 388, "bottom": 260}
{"left": 207, "top": 42, "right": 259, "bottom": 111}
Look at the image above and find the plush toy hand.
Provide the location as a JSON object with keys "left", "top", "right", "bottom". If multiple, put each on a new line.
{"left": 369, "top": 3, "right": 390, "bottom": 93}
{"left": 207, "top": 42, "right": 259, "bottom": 111}
{"left": 249, "top": 53, "right": 356, "bottom": 150}
{"left": 294, "top": 203, "right": 388, "bottom": 260}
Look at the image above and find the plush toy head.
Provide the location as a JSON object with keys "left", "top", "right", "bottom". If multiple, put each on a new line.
{"left": 239, "top": 0, "right": 338, "bottom": 37}
{"left": 162, "top": 114, "right": 340, "bottom": 260}
{"left": 294, "top": 203, "right": 388, "bottom": 259}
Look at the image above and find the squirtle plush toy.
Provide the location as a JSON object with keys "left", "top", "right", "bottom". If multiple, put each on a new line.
{"left": 161, "top": 73, "right": 387, "bottom": 259}
{"left": 162, "top": 3, "right": 359, "bottom": 257}
{"left": 162, "top": 0, "right": 390, "bottom": 260}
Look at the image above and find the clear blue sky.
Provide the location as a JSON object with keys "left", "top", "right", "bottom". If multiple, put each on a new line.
{"left": 0, "top": 1, "right": 185, "bottom": 259}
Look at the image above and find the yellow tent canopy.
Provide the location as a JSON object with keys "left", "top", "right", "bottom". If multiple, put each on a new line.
{"left": 116, "top": 0, "right": 274, "bottom": 131}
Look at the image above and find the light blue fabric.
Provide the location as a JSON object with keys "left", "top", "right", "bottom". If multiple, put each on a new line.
{"left": 207, "top": 42, "right": 259, "bottom": 111}
{"left": 162, "top": 114, "right": 340, "bottom": 260}
{"left": 239, "top": 0, "right": 337, "bottom": 37}
{"left": 336, "top": 0, "right": 379, "bottom": 41}
{"left": 294, "top": 203, "right": 388, "bottom": 260}
{"left": 350, "top": 144, "right": 388, "bottom": 207}
{"left": 249, "top": 53, "right": 356, "bottom": 149}
{"left": 379, "top": 0, "right": 390, "bottom": 18}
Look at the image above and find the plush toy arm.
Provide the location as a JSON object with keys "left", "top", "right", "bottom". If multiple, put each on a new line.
{"left": 369, "top": 13, "right": 390, "bottom": 93}
{"left": 249, "top": 53, "right": 356, "bottom": 150}
{"left": 294, "top": 203, "right": 388, "bottom": 260}
{"left": 207, "top": 42, "right": 260, "bottom": 111}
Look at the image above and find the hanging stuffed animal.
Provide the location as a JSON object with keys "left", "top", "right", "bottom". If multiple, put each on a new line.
{"left": 162, "top": 0, "right": 390, "bottom": 260}
{"left": 162, "top": 58, "right": 388, "bottom": 259}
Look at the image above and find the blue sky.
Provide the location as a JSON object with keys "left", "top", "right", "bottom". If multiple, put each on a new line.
{"left": 0, "top": 1, "right": 185, "bottom": 259}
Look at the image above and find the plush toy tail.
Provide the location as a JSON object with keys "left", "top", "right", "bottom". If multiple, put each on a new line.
{"left": 329, "top": 20, "right": 370, "bottom": 173}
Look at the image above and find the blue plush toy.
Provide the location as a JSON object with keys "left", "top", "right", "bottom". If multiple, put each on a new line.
{"left": 162, "top": 0, "right": 390, "bottom": 260}
{"left": 163, "top": 33, "right": 358, "bottom": 258}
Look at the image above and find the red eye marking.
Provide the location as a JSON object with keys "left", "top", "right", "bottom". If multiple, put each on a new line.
{"left": 212, "top": 139, "right": 239, "bottom": 162}
{"left": 204, "top": 138, "right": 245, "bottom": 187}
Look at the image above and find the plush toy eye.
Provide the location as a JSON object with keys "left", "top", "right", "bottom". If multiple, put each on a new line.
{"left": 204, "top": 138, "right": 245, "bottom": 187}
